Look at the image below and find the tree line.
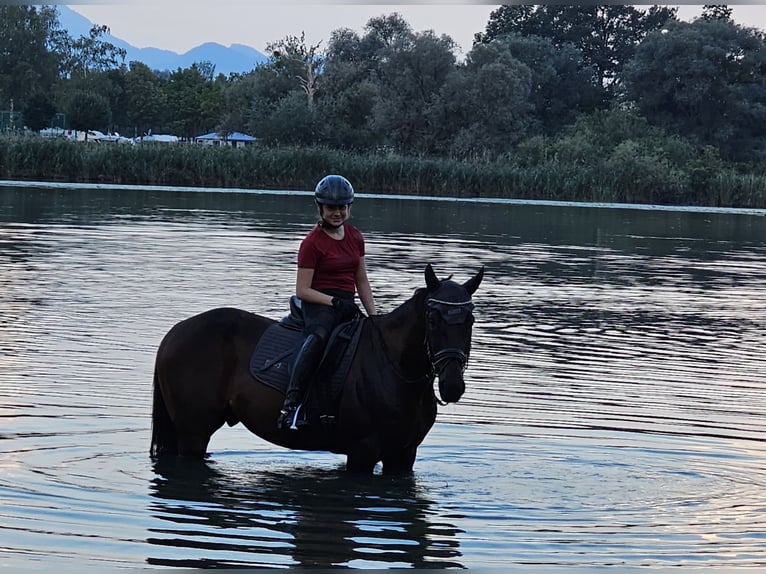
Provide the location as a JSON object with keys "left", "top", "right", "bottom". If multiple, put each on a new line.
{"left": 2, "top": 5, "right": 766, "bottom": 174}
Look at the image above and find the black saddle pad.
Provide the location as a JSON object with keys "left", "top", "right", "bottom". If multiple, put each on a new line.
{"left": 249, "top": 323, "right": 303, "bottom": 394}
{"left": 249, "top": 319, "right": 364, "bottom": 403}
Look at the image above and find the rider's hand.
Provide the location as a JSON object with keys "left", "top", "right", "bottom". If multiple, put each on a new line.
{"left": 332, "top": 297, "right": 361, "bottom": 320}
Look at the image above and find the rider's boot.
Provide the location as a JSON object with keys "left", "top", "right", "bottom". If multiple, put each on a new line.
{"left": 278, "top": 334, "right": 324, "bottom": 430}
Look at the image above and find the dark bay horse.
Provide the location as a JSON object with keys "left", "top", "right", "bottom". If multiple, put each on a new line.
{"left": 150, "top": 264, "right": 484, "bottom": 474}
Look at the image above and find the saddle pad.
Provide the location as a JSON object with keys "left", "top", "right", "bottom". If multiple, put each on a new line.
{"left": 248, "top": 319, "right": 365, "bottom": 407}
{"left": 249, "top": 323, "right": 303, "bottom": 394}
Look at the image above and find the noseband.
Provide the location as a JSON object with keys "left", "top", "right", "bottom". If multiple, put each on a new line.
{"left": 425, "top": 295, "right": 475, "bottom": 375}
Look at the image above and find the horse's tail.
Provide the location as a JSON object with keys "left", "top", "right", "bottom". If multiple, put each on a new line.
{"left": 150, "top": 367, "right": 177, "bottom": 457}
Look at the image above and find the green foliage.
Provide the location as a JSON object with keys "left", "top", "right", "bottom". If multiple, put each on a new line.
{"left": 266, "top": 32, "right": 322, "bottom": 109}
{"left": 66, "top": 91, "right": 111, "bottom": 133}
{"left": 2, "top": 134, "right": 765, "bottom": 208}
{"left": 0, "top": 6, "right": 62, "bottom": 112}
{"left": 316, "top": 79, "right": 379, "bottom": 150}
{"left": 59, "top": 24, "right": 126, "bottom": 79}
{"left": 624, "top": 18, "right": 766, "bottom": 161}
{"left": 432, "top": 42, "right": 532, "bottom": 158}
{"left": 164, "top": 64, "right": 224, "bottom": 139}
{"left": 252, "top": 91, "right": 320, "bottom": 146}
{"left": 372, "top": 30, "right": 457, "bottom": 154}
{"left": 124, "top": 62, "right": 167, "bottom": 137}
{"left": 509, "top": 108, "right": 763, "bottom": 206}
{"left": 476, "top": 5, "right": 677, "bottom": 96}
{"left": 473, "top": 34, "right": 600, "bottom": 136}
{"left": 23, "top": 92, "right": 57, "bottom": 132}
{"left": 702, "top": 5, "right": 733, "bottom": 21}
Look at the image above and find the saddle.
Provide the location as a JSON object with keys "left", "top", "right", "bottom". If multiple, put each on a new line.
{"left": 249, "top": 296, "right": 364, "bottom": 424}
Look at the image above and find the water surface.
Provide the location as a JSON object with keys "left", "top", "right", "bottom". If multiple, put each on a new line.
{"left": 1, "top": 184, "right": 766, "bottom": 569}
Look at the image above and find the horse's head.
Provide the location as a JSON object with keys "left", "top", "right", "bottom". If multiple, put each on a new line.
{"left": 424, "top": 264, "right": 484, "bottom": 404}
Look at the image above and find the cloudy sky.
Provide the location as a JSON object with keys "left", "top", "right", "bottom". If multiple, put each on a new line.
{"left": 69, "top": 3, "right": 766, "bottom": 57}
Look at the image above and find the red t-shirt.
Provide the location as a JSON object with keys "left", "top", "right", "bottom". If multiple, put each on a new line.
{"left": 297, "top": 224, "right": 366, "bottom": 293}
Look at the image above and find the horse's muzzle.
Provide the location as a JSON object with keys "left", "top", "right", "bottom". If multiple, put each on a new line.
{"left": 435, "top": 356, "right": 467, "bottom": 403}
{"left": 429, "top": 345, "right": 468, "bottom": 402}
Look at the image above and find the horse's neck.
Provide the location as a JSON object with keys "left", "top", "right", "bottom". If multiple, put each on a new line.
{"left": 374, "top": 290, "right": 431, "bottom": 380}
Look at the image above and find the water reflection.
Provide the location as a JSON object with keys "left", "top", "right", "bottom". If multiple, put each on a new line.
{"left": 147, "top": 458, "right": 463, "bottom": 568}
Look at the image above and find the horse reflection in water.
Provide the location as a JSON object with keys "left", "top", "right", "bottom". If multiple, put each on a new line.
{"left": 151, "top": 264, "right": 483, "bottom": 474}
{"left": 147, "top": 458, "right": 464, "bottom": 568}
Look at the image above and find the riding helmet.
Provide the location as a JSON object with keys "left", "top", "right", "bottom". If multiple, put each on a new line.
{"left": 314, "top": 175, "right": 354, "bottom": 205}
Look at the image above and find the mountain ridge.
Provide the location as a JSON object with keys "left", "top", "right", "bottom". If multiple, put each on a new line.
{"left": 58, "top": 6, "right": 268, "bottom": 76}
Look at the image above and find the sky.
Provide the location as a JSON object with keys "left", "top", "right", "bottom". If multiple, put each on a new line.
{"left": 68, "top": 3, "right": 766, "bottom": 57}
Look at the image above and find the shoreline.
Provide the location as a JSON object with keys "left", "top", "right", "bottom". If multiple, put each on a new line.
{"left": 4, "top": 179, "right": 766, "bottom": 217}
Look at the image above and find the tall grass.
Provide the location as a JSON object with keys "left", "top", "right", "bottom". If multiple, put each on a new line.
{"left": 1, "top": 134, "right": 765, "bottom": 208}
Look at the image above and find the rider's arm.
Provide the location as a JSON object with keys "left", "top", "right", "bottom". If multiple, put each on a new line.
{"left": 355, "top": 257, "right": 376, "bottom": 316}
{"left": 295, "top": 267, "right": 334, "bottom": 306}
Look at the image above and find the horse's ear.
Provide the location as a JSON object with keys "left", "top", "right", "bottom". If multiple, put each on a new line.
{"left": 425, "top": 264, "right": 440, "bottom": 291}
{"left": 463, "top": 266, "right": 484, "bottom": 295}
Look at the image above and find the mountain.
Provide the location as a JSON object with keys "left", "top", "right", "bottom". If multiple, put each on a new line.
{"left": 57, "top": 6, "right": 268, "bottom": 76}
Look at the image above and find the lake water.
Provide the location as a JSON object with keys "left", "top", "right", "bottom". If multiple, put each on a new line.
{"left": 1, "top": 183, "right": 766, "bottom": 570}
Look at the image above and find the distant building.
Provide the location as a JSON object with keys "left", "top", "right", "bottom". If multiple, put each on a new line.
{"left": 195, "top": 131, "right": 256, "bottom": 148}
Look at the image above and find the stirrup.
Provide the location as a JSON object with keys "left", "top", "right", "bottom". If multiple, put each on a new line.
{"left": 278, "top": 404, "right": 303, "bottom": 431}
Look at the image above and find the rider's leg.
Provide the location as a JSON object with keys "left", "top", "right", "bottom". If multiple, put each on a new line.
{"left": 280, "top": 334, "right": 324, "bottom": 419}
{"left": 278, "top": 313, "right": 331, "bottom": 430}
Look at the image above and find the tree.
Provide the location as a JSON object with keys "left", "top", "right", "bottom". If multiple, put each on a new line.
{"left": 429, "top": 41, "right": 533, "bottom": 158}
{"left": 0, "top": 6, "right": 63, "bottom": 113}
{"left": 124, "top": 61, "right": 167, "bottom": 137}
{"left": 164, "top": 63, "right": 224, "bottom": 138}
{"left": 486, "top": 33, "right": 601, "bottom": 135}
{"left": 317, "top": 27, "right": 380, "bottom": 150}
{"left": 59, "top": 24, "right": 127, "bottom": 79}
{"left": 363, "top": 12, "right": 413, "bottom": 49}
{"left": 23, "top": 92, "right": 57, "bottom": 132}
{"left": 316, "top": 77, "right": 378, "bottom": 150}
{"left": 252, "top": 91, "right": 320, "bottom": 146}
{"left": 66, "top": 90, "right": 111, "bottom": 136}
{"left": 217, "top": 72, "right": 257, "bottom": 135}
{"left": 702, "top": 5, "right": 733, "bottom": 21}
{"left": 475, "top": 5, "right": 678, "bottom": 98}
{"left": 624, "top": 18, "right": 766, "bottom": 160}
{"left": 267, "top": 32, "right": 323, "bottom": 109}
{"left": 372, "top": 30, "right": 457, "bottom": 154}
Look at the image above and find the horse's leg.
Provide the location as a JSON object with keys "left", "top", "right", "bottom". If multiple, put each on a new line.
{"left": 345, "top": 455, "right": 379, "bottom": 474}
{"left": 345, "top": 437, "right": 382, "bottom": 474}
{"left": 381, "top": 447, "right": 418, "bottom": 475}
{"left": 166, "top": 381, "right": 226, "bottom": 458}
{"left": 155, "top": 341, "right": 231, "bottom": 459}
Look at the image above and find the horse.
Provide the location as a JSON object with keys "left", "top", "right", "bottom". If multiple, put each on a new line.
{"left": 150, "top": 264, "right": 484, "bottom": 474}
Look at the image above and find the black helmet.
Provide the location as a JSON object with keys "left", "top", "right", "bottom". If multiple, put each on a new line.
{"left": 314, "top": 175, "right": 354, "bottom": 205}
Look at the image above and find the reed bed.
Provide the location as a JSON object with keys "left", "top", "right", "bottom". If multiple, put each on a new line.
{"left": 1, "top": 134, "right": 765, "bottom": 208}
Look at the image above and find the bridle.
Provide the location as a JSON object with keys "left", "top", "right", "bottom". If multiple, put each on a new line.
{"left": 371, "top": 285, "right": 476, "bottom": 389}
{"left": 425, "top": 294, "right": 475, "bottom": 376}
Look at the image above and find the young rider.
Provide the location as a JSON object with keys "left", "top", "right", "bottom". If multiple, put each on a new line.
{"left": 278, "top": 174, "right": 376, "bottom": 430}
